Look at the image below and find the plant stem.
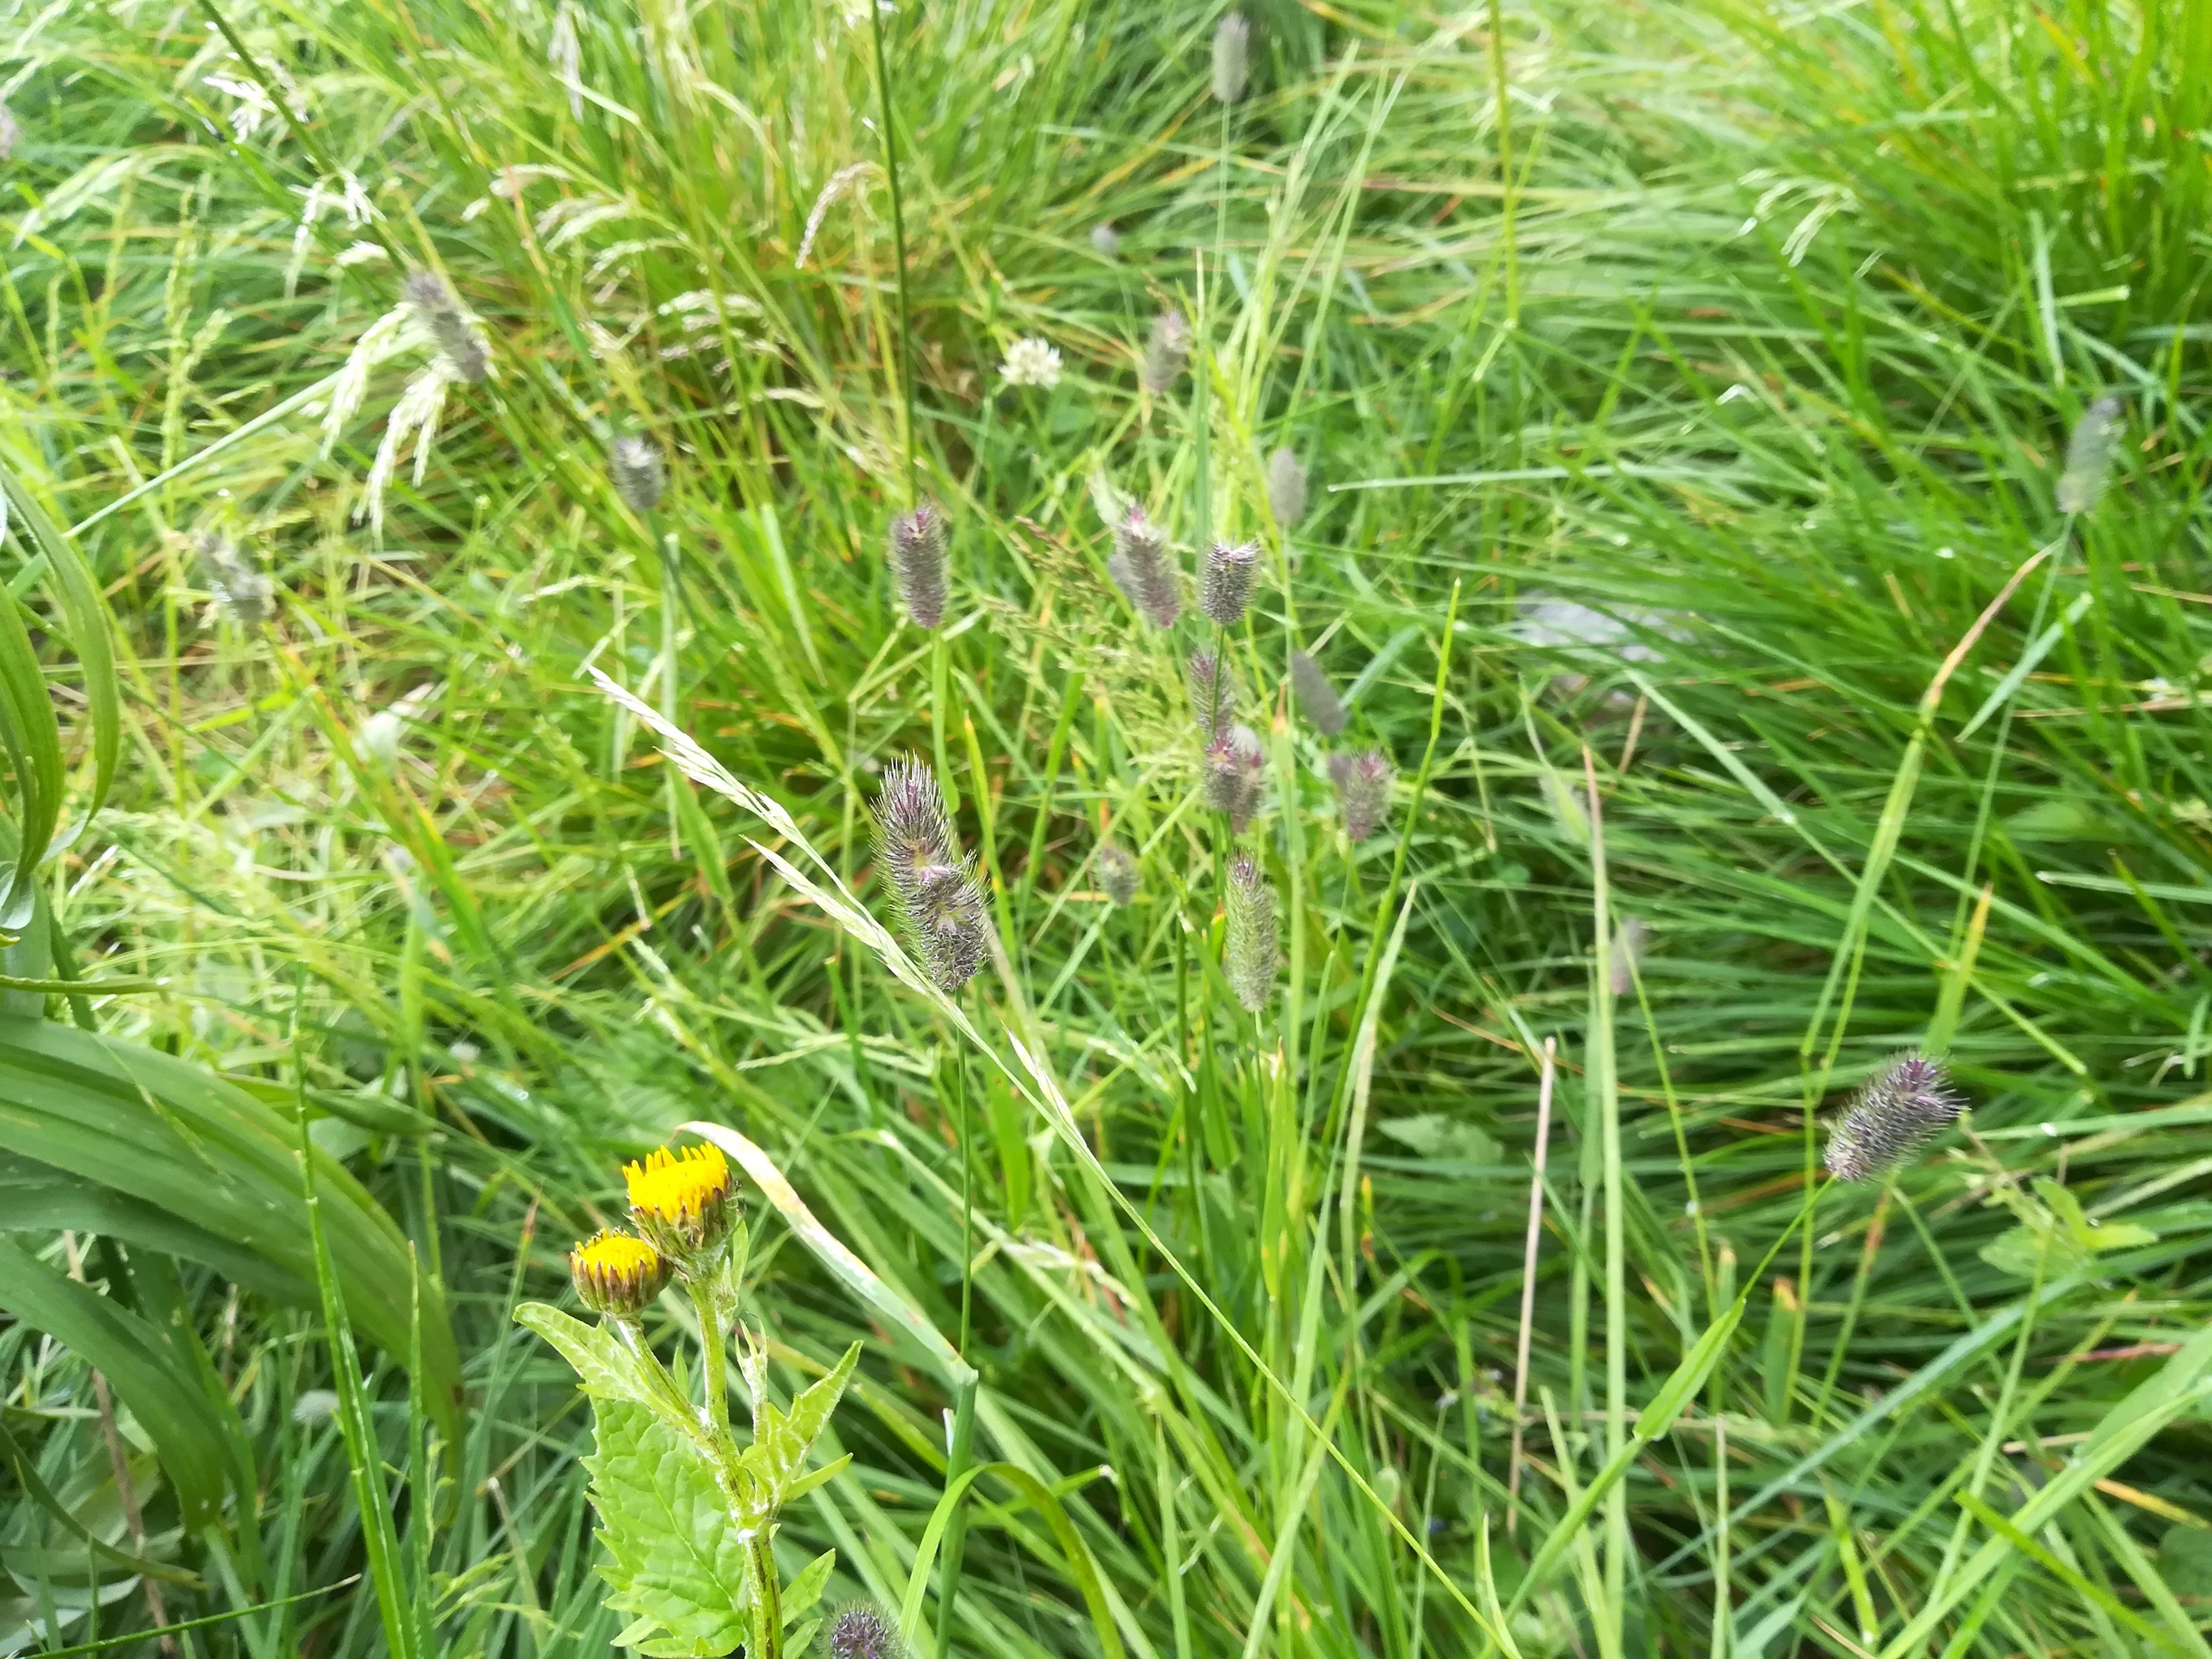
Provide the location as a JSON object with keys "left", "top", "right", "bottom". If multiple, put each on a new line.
{"left": 867, "top": 0, "right": 917, "bottom": 500}
{"left": 935, "top": 1056, "right": 978, "bottom": 1657}
{"left": 687, "top": 1277, "right": 731, "bottom": 1443}
{"left": 749, "top": 1535, "right": 782, "bottom": 1659}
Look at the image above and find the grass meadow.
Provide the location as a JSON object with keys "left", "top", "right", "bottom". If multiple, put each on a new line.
{"left": 4, "top": 0, "right": 2212, "bottom": 1653}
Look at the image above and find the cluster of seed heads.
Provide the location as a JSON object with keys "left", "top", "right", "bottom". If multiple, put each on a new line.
{"left": 1200, "top": 541, "right": 1259, "bottom": 626}
{"left": 1268, "top": 446, "right": 1308, "bottom": 528}
{"left": 609, "top": 436, "right": 665, "bottom": 513}
{"left": 1204, "top": 723, "right": 1266, "bottom": 832}
{"left": 1327, "top": 749, "right": 1394, "bottom": 842}
{"left": 1288, "top": 649, "right": 1345, "bottom": 735}
{"left": 2058, "top": 393, "right": 2123, "bottom": 516}
{"left": 1139, "top": 310, "right": 1191, "bottom": 395}
{"left": 401, "top": 270, "right": 488, "bottom": 384}
{"left": 1096, "top": 841, "right": 1139, "bottom": 906}
{"left": 870, "top": 756, "right": 988, "bottom": 992}
{"left": 1824, "top": 1053, "right": 1964, "bottom": 1182}
{"left": 888, "top": 502, "right": 950, "bottom": 629}
{"left": 1224, "top": 853, "right": 1279, "bottom": 1011}
{"left": 1211, "top": 12, "right": 1251, "bottom": 105}
{"left": 1108, "top": 505, "right": 1181, "bottom": 626}
{"left": 826, "top": 1601, "right": 905, "bottom": 1659}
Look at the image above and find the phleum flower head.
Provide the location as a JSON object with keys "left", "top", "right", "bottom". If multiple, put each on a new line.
{"left": 1139, "top": 309, "right": 1191, "bottom": 395}
{"left": 401, "top": 270, "right": 489, "bottom": 384}
{"left": 888, "top": 502, "right": 950, "bottom": 629}
{"left": 1107, "top": 505, "right": 1180, "bottom": 627}
{"left": 1199, "top": 540, "right": 1259, "bottom": 626}
{"left": 1096, "top": 841, "right": 1139, "bottom": 906}
{"left": 1824, "top": 1053, "right": 1964, "bottom": 1182}
{"left": 609, "top": 435, "right": 665, "bottom": 512}
{"left": 1328, "top": 748, "right": 1394, "bottom": 842}
{"left": 1212, "top": 12, "right": 1251, "bottom": 105}
{"left": 1204, "top": 723, "right": 1266, "bottom": 832}
{"left": 1000, "top": 337, "right": 1063, "bottom": 389}
{"left": 871, "top": 756, "right": 989, "bottom": 992}
{"left": 622, "top": 1144, "right": 738, "bottom": 1262}
{"left": 1187, "top": 649, "right": 1235, "bottom": 742}
{"left": 826, "top": 1602, "right": 905, "bottom": 1659}
{"left": 1224, "top": 853, "right": 1278, "bottom": 1012}
{"left": 2057, "top": 394, "right": 2123, "bottom": 515}
{"left": 570, "top": 1229, "right": 674, "bottom": 1318}
{"left": 1288, "top": 649, "right": 1346, "bottom": 735}
{"left": 1267, "top": 446, "right": 1308, "bottom": 528}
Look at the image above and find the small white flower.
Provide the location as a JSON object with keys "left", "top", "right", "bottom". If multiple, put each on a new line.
{"left": 1000, "top": 337, "right": 1063, "bottom": 390}
{"left": 205, "top": 73, "right": 276, "bottom": 139}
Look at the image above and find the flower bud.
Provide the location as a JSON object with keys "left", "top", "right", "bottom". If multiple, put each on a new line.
{"left": 1328, "top": 748, "right": 1394, "bottom": 842}
{"left": 1097, "top": 841, "right": 1139, "bottom": 906}
{"left": 570, "top": 1229, "right": 674, "bottom": 1318}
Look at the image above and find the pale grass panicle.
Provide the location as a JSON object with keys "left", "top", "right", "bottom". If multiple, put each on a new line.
{"left": 1096, "top": 841, "right": 1139, "bottom": 906}
{"left": 1289, "top": 648, "right": 1346, "bottom": 735}
{"left": 1000, "top": 337, "right": 1063, "bottom": 389}
{"left": 197, "top": 532, "right": 275, "bottom": 625}
{"left": 1090, "top": 222, "right": 1121, "bottom": 258}
{"left": 887, "top": 501, "right": 950, "bottom": 628}
{"left": 1212, "top": 11, "right": 1251, "bottom": 105}
{"left": 1107, "top": 504, "right": 1180, "bottom": 626}
{"left": 1139, "top": 308, "right": 1191, "bottom": 395}
{"left": 1267, "top": 445, "right": 1308, "bottom": 528}
{"left": 1609, "top": 915, "right": 1649, "bottom": 997}
{"left": 2057, "top": 393, "right": 2123, "bottom": 516}
{"left": 1199, "top": 540, "right": 1259, "bottom": 626}
{"left": 1224, "top": 853, "right": 1279, "bottom": 1013}
{"left": 1825, "top": 1053, "right": 1964, "bottom": 1182}
{"left": 870, "top": 755, "right": 988, "bottom": 992}
{"left": 1204, "top": 723, "right": 1266, "bottom": 832}
{"left": 609, "top": 435, "right": 665, "bottom": 513}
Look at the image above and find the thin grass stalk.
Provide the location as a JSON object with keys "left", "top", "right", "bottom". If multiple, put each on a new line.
{"left": 930, "top": 1055, "right": 978, "bottom": 1659}
{"left": 1583, "top": 745, "right": 1626, "bottom": 1649}
{"left": 1507, "top": 1035, "right": 1556, "bottom": 1537}
{"left": 866, "top": 0, "right": 917, "bottom": 494}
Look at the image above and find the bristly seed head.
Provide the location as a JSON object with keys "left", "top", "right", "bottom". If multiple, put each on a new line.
{"left": 1139, "top": 310, "right": 1191, "bottom": 395}
{"left": 870, "top": 756, "right": 987, "bottom": 992}
{"left": 609, "top": 436, "right": 665, "bottom": 513}
{"left": 1224, "top": 853, "right": 1279, "bottom": 1012}
{"left": 1289, "top": 649, "right": 1347, "bottom": 736}
{"left": 1096, "top": 841, "right": 1139, "bottom": 906}
{"left": 1824, "top": 1053, "right": 1964, "bottom": 1182}
{"left": 2057, "top": 394, "right": 2123, "bottom": 516}
{"left": 1107, "top": 505, "right": 1181, "bottom": 626}
{"left": 1199, "top": 541, "right": 1259, "bottom": 626}
{"left": 1267, "top": 445, "right": 1308, "bottom": 528}
{"left": 826, "top": 1600, "right": 906, "bottom": 1659}
{"left": 1327, "top": 748, "right": 1395, "bottom": 842}
{"left": 888, "top": 502, "right": 950, "bottom": 629}
{"left": 1187, "top": 649, "right": 1235, "bottom": 743}
{"left": 401, "top": 270, "right": 488, "bottom": 384}
{"left": 1212, "top": 12, "right": 1251, "bottom": 105}
{"left": 1204, "top": 723, "right": 1266, "bottom": 832}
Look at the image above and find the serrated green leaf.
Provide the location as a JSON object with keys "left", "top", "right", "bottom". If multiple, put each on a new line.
{"left": 752, "top": 1341, "right": 860, "bottom": 1502}
{"left": 781, "top": 1453, "right": 852, "bottom": 1509}
{"left": 515, "top": 1303, "right": 658, "bottom": 1406}
{"left": 781, "top": 1549, "right": 835, "bottom": 1625}
{"left": 588, "top": 1399, "right": 753, "bottom": 1657}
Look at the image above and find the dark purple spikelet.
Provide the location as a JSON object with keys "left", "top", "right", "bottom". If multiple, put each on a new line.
{"left": 1187, "top": 649, "right": 1235, "bottom": 743}
{"left": 1107, "top": 506, "right": 1181, "bottom": 627}
{"left": 870, "top": 756, "right": 987, "bottom": 992}
{"left": 1199, "top": 541, "right": 1259, "bottom": 626}
{"left": 887, "top": 502, "right": 950, "bottom": 629}
{"left": 1328, "top": 748, "right": 1395, "bottom": 842}
{"left": 1824, "top": 1053, "right": 1963, "bottom": 1182}
{"left": 1224, "top": 853, "right": 1279, "bottom": 1012}
{"left": 1096, "top": 841, "right": 1139, "bottom": 906}
{"left": 402, "top": 270, "right": 489, "bottom": 384}
{"left": 826, "top": 1600, "right": 905, "bottom": 1659}
{"left": 1288, "top": 649, "right": 1347, "bottom": 736}
{"left": 1204, "top": 723, "right": 1266, "bottom": 832}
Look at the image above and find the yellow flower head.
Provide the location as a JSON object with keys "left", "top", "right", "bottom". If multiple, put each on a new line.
{"left": 569, "top": 1229, "right": 671, "bottom": 1318}
{"left": 622, "top": 1142, "right": 736, "bottom": 1260}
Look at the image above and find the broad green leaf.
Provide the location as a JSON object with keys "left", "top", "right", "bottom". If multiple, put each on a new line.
{"left": 751, "top": 1341, "right": 860, "bottom": 1502}
{"left": 0, "top": 1240, "right": 230, "bottom": 1529}
{"left": 515, "top": 1303, "right": 661, "bottom": 1407}
{"left": 781, "top": 1549, "right": 835, "bottom": 1625}
{"left": 588, "top": 1399, "right": 753, "bottom": 1657}
{"left": 0, "top": 457, "right": 120, "bottom": 826}
{"left": 0, "top": 1155, "right": 294, "bottom": 1301}
{"left": 0, "top": 1015, "right": 462, "bottom": 1442}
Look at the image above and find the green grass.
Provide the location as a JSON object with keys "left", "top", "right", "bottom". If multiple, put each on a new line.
{"left": 5, "top": 0, "right": 2212, "bottom": 1653}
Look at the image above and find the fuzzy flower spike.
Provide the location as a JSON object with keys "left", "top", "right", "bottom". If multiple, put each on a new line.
{"left": 826, "top": 1602, "right": 905, "bottom": 1659}
{"left": 401, "top": 270, "right": 489, "bottom": 384}
{"left": 1139, "top": 310, "right": 1191, "bottom": 395}
{"left": 888, "top": 501, "right": 950, "bottom": 629}
{"left": 1329, "top": 748, "right": 1395, "bottom": 842}
{"left": 1108, "top": 505, "right": 1181, "bottom": 627}
{"left": 609, "top": 436, "right": 665, "bottom": 513}
{"left": 1225, "top": 853, "right": 1279, "bottom": 1012}
{"left": 1824, "top": 1053, "right": 1964, "bottom": 1182}
{"left": 1200, "top": 540, "right": 1259, "bottom": 626}
{"left": 1289, "top": 649, "right": 1346, "bottom": 736}
{"left": 871, "top": 756, "right": 990, "bottom": 992}
{"left": 1204, "top": 723, "right": 1266, "bottom": 832}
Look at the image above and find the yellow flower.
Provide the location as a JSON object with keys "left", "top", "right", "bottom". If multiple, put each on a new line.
{"left": 622, "top": 1142, "right": 736, "bottom": 1260}
{"left": 570, "top": 1230, "right": 671, "bottom": 1318}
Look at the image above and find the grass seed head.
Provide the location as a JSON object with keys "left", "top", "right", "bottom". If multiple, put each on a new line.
{"left": 1212, "top": 12, "right": 1251, "bottom": 104}
{"left": 1186, "top": 649, "right": 1234, "bottom": 742}
{"left": 1091, "top": 223, "right": 1121, "bottom": 258}
{"left": 1225, "top": 852, "right": 1279, "bottom": 1012}
{"left": 826, "top": 1602, "right": 905, "bottom": 1659}
{"left": 609, "top": 435, "right": 665, "bottom": 513}
{"left": 1328, "top": 747, "right": 1394, "bottom": 841}
{"left": 1097, "top": 841, "right": 1139, "bottom": 906}
{"left": 401, "top": 269, "right": 488, "bottom": 384}
{"left": 1139, "top": 309, "right": 1191, "bottom": 395}
{"left": 1108, "top": 505, "right": 1181, "bottom": 626}
{"left": 1204, "top": 722, "right": 1266, "bottom": 832}
{"left": 871, "top": 755, "right": 988, "bottom": 992}
{"left": 1609, "top": 914, "right": 1649, "bottom": 997}
{"left": 888, "top": 501, "right": 950, "bottom": 628}
{"left": 1199, "top": 540, "right": 1259, "bottom": 626}
{"left": 2057, "top": 394, "right": 2123, "bottom": 515}
{"left": 1824, "top": 1053, "right": 1963, "bottom": 1182}
{"left": 1267, "top": 445, "right": 1308, "bottom": 528}
{"left": 1289, "top": 649, "right": 1347, "bottom": 735}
